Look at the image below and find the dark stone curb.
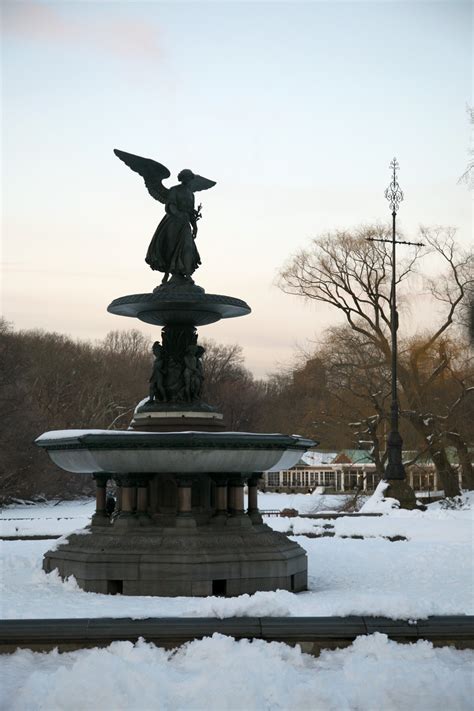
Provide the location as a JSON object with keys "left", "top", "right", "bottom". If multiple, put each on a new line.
{"left": 1, "top": 535, "right": 60, "bottom": 541}
{"left": 1, "top": 616, "right": 473, "bottom": 654}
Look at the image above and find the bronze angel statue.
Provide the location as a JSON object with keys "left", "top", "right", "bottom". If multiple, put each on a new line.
{"left": 114, "top": 149, "right": 216, "bottom": 284}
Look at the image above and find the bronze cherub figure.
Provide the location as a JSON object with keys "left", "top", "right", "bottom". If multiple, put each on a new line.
{"left": 114, "top": 149, "right": 216, "bottom": 285}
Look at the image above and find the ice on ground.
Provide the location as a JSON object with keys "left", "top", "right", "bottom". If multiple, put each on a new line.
{"left": 1, "top": 633, "right": 472, "bottom": 711}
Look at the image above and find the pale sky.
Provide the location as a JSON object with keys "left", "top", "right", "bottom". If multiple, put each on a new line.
{"left": 1, "top": 0, "right": 472, "bottom": 377}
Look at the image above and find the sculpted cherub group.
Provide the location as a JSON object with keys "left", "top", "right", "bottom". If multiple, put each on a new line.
{"left": 148, "top": 340, "right": 205, "bottom": 405}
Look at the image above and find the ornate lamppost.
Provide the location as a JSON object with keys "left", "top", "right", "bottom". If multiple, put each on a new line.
{"left": 368, "top": 158, "right": 421, "bottom": 508}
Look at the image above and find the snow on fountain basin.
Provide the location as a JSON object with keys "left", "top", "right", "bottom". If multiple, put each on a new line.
{"left": 35, "top": 430, "right": 315, "bottom": 474}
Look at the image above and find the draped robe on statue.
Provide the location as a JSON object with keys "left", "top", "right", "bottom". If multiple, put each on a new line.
{"left": 145, "top": 184, "right": 201, "bottom": 278}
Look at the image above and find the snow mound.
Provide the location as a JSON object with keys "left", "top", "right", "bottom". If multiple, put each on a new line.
{"left": 359, "top": 480, "right": 400, "bottom": 513}
{"left": 1, "top": 633, "right": 472, "bottom": 711}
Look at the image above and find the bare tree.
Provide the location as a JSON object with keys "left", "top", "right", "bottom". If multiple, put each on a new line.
{"left": 0, "top": 324, "right": 273, "bottom": 502}
{"left": 201, "top": 340, "right": 266, "bottom": 430}
{"left": 458, "top": 105, "right": 474, "bottom": 190}
{"left": 318, "top": 327, "right": 391, "bottom": 478}
{"left": 279, "top": 225, "right": 473, "bottom": 496}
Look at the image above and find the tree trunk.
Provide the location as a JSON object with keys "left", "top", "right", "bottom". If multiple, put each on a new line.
{"left": 428, "top": 447, "right": 461, "bottom": 497}
{"left": 443, "top": 433, "right": 474, "bottom": 490}
{"left": 401, "top": 407, "right": 462, "bottom": 497}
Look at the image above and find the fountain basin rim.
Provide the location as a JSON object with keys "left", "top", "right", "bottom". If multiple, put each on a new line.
{"left": 36, "top": 430, "right": 316, "bottom": 452}
{"left": 107, "top": 292, "right": 251, "bottom": 326}
{"left": 35, "top": 430, "right": 317, "bottom": 474}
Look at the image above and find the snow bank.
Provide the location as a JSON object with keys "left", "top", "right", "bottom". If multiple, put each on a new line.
{"left": 359, "top": 480, "right": 400, "bottom": 513}
{"left": 1, "top": 633, "right": 472, "bottom": 711}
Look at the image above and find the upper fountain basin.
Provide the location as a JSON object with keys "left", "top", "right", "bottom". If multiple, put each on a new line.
{"left": 107, "top": 287, "right": 251, "bottom": 327}
{"left": 35, "top": 430, "right": 316, "bottom": 475}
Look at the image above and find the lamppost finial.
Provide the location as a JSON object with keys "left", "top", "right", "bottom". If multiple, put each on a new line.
{"left": 384, "top": 157, "right": 404, "bottom": 215}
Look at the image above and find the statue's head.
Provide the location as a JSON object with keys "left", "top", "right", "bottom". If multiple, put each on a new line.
{"left": 152, "top": 341, "right": 162, "bottom": 356}
{"left": 178, "top": 169, "right": 195, "bottom": 184}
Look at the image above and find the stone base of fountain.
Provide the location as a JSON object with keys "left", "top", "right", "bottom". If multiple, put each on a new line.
{"left": 36, "top": 440, "right": 313, "bottom": 597}
{"left": 43, "top": 521, "right": 307, "bottom": 597}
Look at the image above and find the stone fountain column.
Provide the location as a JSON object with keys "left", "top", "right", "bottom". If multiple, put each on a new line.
{"left": 114, "top": 480, "right": 122, "bottom": 514}
{"left": 211, "top": 477, "right": 228, "bottom": 524}
{"left": 176, "top": 477, "right": 196, "bottom": 528}
{"left": 91, "top": 474, "right": 109, "bottom": 526}
{"left": 247, "top": 474, "right": 263, "bottom": 524}
{"left": 227, "top": 481, "right": 235, "bottom": 514}
{"left": 227, "top": 477, "right": 251, "bottom": 528}
{"left": 136, "top": 475, "right": 152, "bottom": 523}
{"left": 114, "top": 475, "right": 139, "bottom": 528}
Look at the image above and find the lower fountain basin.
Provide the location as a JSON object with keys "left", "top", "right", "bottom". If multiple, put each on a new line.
{"left": 35, "top": 430, "right": 316, "bottom": 475}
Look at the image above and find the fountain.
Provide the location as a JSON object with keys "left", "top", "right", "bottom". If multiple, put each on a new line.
{"left": 36, "top": 149, "right": 315, "bottom": 596}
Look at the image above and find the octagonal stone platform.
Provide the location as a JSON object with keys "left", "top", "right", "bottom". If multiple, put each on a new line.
{"left": 43, "top": 519, "right": 307, "bottom": 597}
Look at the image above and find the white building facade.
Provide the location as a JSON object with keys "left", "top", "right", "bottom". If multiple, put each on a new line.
{"left": 260, "top": 450, "right": 461, "bottom": 495}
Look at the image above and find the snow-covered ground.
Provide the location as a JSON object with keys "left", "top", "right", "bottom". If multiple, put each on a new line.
{"left": 0, "top": 499, "right": 94, "bottom": 538}
{"left": 1, "top": 488, "right": 447, "bottom": 537}
{"left": 0, "top": 493, "right": 345, "bottom": 537}
{"left": 1, "top": 494, "right": 472, "bottom": 620}
{"left": 1, "top": 633, "right": 472, "bottom": 711}
{"left": 257, "top": 491, "right": 352, "bottom": 513}
{"left": 0, "top": 492, "right": 473, "bottom": 710}
{"left": 270, "top": 506, "right": 472, "bottom": 543}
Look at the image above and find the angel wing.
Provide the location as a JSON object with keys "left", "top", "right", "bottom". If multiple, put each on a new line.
{"left": 114, "top": 149, "right": 171, "bottom": 204}
{"left": 189, "top": 175, "right": 216, "bottom": 192}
